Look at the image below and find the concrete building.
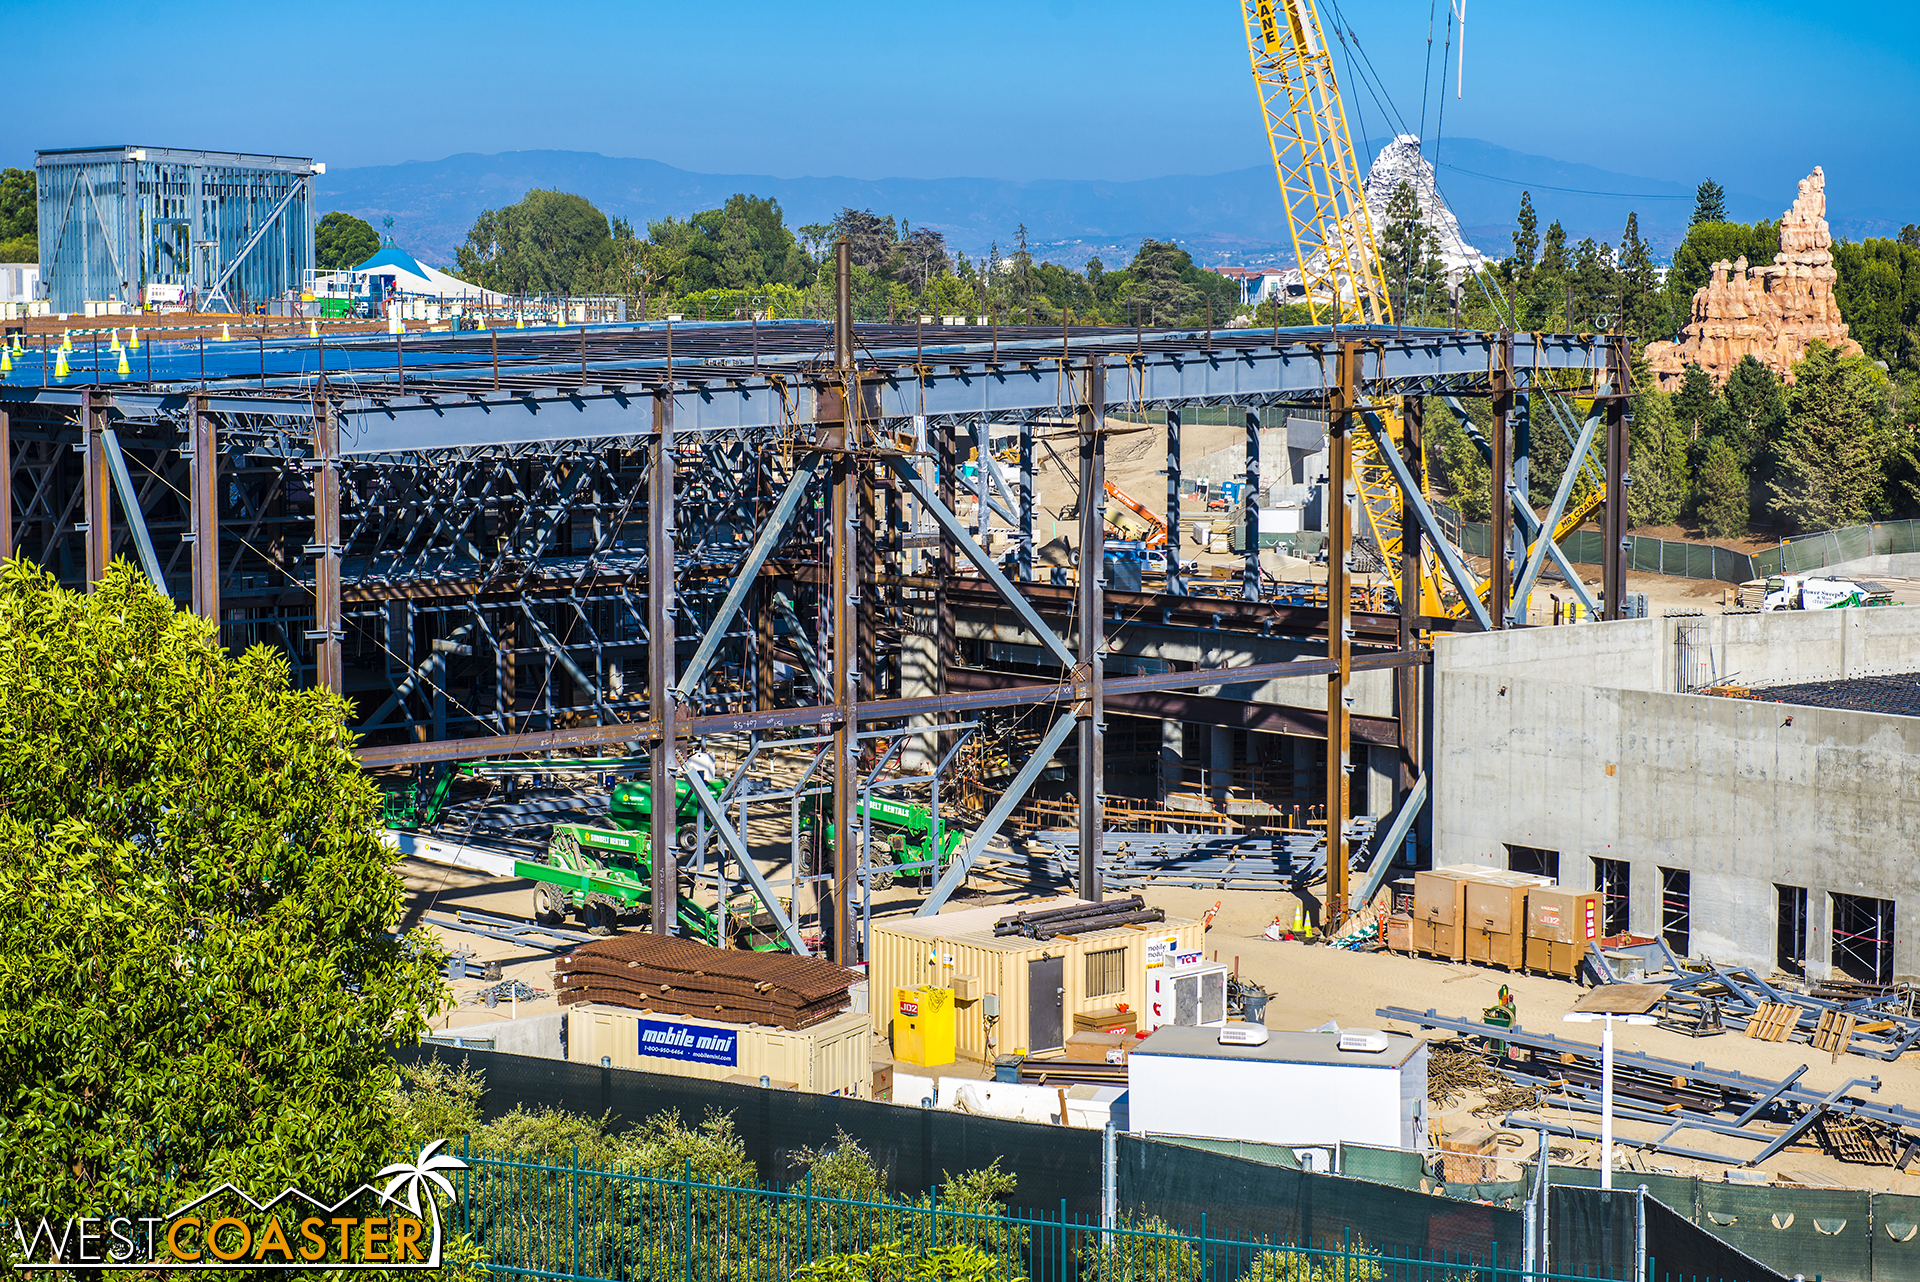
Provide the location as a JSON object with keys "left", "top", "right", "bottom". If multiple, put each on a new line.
{"left": 1432, "top": 607, "right": 1920, "bottom": 983}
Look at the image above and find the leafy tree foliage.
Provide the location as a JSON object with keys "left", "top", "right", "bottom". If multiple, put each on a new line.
{"left": 0, "top": 166, "right": 35, "bottom": 262}
{"left": 1672, "top": 364, "right": 1727, "bottom": 445}
{"left": 455, "top": 189, "right": 614, "bottom": 295}
{"left": 1665, "top": 220, "right": 1780, "bottom": 314}
{"left": 1768, "top": 341, "right": 1893, "bottom": 531}
{"left": 648, "top": 195, "right": 815, "bottom": 295}
{"left": 316, "top": 210, "right": 380, "bottom": 270}
{"left": 1691, "top": 179, "right": 1728, "bottom": 227}
{"left": 0, "top": 561, "right": 446, "bottom": 1215}
{"left": 1834, "top": 236, "right": 1920, "bottom": 373}
{"left": 1378, "top": 180, "right": 1446, "bottom": 324}
{"left": 1695, "top": 437, "right": 1750, "bottom": 538}
{"left": 1628, "top": 375, "right": 1690, "bottom": 527}
{"left": 1503, "top": 191, "right": 1538, "bottom": 298}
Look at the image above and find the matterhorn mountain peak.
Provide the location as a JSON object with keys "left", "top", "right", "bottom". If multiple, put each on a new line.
{"left": 1278, "top": 134, "right": 1487, "bottom": 301}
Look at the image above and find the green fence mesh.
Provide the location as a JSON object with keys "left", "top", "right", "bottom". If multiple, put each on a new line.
{"left": 1337, "top": 1143, "right": 1427, "bottom": 1190}
{"left": 1874, "top": 1192, "right": 1920, "bottom": 1282}
{"left": 1697, "top": 1182, "right": 1873, "bottom": 1282}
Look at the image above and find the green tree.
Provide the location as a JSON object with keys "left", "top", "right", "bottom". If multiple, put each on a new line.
{"left": 1503, "top": 191, "right": 1539, "bottom": 299}
{"left": 1833, "top": 236, "right": 1920, "bottom": 372}
{"left": 654, "top": 194, "right": 815, "bottom": 294}
{"left": 1618, "top": 213, "right": 1667, "bottom": 340}
{"left": 0, "top": 560, "right": 447, "bottom": 1215}
{"left": 1691, "top": 179, "right": 1728, "bottom": 228}
{"left": 315, "top": 210, "right": 380, "bottom": 270}
{"left": 1379, "top": 180, "right": 1445, "bottom": 324}
{"left": 0, "top": 166, "right": 34, "bottom": 263}
{"left": 1119, "top": 239, "right": 1198, "bottom": 326}
{"left": 1695, "top": 436, "right": 1750, "bottom": 538}
{"left": 1568, "top": 237, "right": 1619, "bottom": 330}
{"left": 455, "top": 189, "right": 614, "bottom": 295}
{"left": 1672, "top": 363, "right": 1726, "bottom": 444}
{"left": 1664, "top": 220, "right": 1781, "bottom": 316}
{"left": 1768, "top": 341, "right": 1893, "bottom": 531}
{"left": 1628, "top": 377, "right": 1690, "bottom": 526}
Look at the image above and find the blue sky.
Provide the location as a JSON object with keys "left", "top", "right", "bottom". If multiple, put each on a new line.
{"left": 5, "top": 0, "right": 1915, "bottom": 217}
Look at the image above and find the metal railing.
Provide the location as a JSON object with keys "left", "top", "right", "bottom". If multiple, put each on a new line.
{"left": 449, "top": 1146, "right": 1726, "bottom": 1282}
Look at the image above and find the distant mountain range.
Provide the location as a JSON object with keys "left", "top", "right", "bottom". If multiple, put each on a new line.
{"left": 318, "top": 139, "right": 1905, "bottom": 273}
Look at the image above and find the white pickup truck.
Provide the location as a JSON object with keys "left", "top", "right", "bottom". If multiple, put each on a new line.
{"left": 1761, "top": 573, "right": 1873, "bottom": 611}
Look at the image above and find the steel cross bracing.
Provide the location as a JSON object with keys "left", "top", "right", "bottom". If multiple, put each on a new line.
{"left": 0, "top": 317, "right": 1617, "bottom": 958}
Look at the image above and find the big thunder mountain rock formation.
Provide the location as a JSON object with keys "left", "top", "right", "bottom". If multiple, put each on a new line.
{"left": 1645, "top": 167, "right": 1861, "bottom": 388}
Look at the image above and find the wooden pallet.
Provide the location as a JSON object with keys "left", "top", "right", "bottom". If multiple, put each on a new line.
{"left": 1815, "top": 1115, "right": 1901, "bottom": 1165}
{"left": 1745, "top": 1003, "right": 1799, "bottom": 1042}
{"left": 1812, "top": 1010, "right": 1856, "bottom": 1060}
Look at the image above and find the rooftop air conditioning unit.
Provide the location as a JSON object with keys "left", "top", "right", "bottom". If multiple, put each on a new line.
{"left": 1338, "top": 1028, "right": 1390, "bottom": 1053}
{"left": 1217, "top": 1024, "right": 1270, "bottom": 1046}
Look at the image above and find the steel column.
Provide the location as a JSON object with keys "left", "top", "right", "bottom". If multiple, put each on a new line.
{"left": 1489, "top": 334, "right": 1512, "bottom": 629}
{"left": 828, "top": 239, "right": 856, "bottom": 963}
{"left": 82, "top": 392, "right": 109, "bottom": 584}
{"left": 0, "top": 407, "right": 10, "bottom": 559}
{"left": 189, "top": 397, "right": 218, "bottom": 620}
{"left": 649, "top": 390, "right": 678, "bottom": 935}
{"left": 1397, "top": 397, "right": 1422, "bottom": 796}
{"left": 1603, "top": 337, "right": 1632, "bottom": 620}
{"left": 1165, "top": 409, "right": 1184, "bottom": 596}
{"left": 1076, "top": 360, "right": 1107, "bottom": 903}
{"left": 1242, "top": 408, "right": 1261, "bottom": 600}
{"left": 311, "top": 400, "right": 342, "bottom": 692}
{"left": 1324, "top": 344, "right": 1355, "bottom": 928}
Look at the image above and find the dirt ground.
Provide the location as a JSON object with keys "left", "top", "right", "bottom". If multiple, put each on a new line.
{"left": 1134, "top": 884, "right": 1920, "bottom": 1196}
{"left": 403, "top": 856, "right": 1920, "bottom": 1196}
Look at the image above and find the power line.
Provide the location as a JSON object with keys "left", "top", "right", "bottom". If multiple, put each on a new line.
{"left": 1434, "top": 162, "right": 1688, "bottom": 200}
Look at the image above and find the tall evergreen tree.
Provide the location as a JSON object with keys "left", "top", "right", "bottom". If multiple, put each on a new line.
{"left": 1618, "top": 213, "right": 1665, "bottom": 338}
{"left": 1691, "top": 179, "right": 1728, "bottom": 228}
{"left": 1380, "top": 180, "right": 1444, "bottom": 324}
{"left": 1504, "top": 192, "right": 1538, "bottom": 298}
{"left": 1767, "top": 342, "right": 1892, "bottom": 531}
{"left": 1672, "top": 364, "right": 1726, "bottom": 443}
{"left": 1695, "top": 437, "right": 1750, "bottom": 537}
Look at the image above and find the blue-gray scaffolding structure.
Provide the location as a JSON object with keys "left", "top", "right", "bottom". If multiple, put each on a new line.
{"left": 35, "top": 145, "right": 318, "bottom": 313}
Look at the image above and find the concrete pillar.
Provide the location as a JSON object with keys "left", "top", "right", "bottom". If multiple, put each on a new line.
{"left": 1160, "top": 719, "right": 1185, "bottom": 803}
{"left": 1366, "top": 744, "right": 1397, "bottom": 820}
{"left": 1209, "top": 725, "right": 1234, "bottom": 807}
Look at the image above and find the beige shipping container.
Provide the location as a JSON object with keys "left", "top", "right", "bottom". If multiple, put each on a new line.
{"left": 1412, "top": 868, "right": 1475, "bottom": 960}
{"left": 868, "top": 896, "right": 1203, "bottom": 1062}
{"left": 568, "top": 1004, "right": 878, "bottom": 1097}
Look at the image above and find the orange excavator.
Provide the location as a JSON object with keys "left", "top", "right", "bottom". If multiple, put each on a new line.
{"left": 1103, "top": 481, "right": 1170, "bottom": 547}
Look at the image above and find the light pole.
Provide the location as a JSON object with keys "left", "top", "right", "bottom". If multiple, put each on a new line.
{"left": 1563, "top": 1011, "right": 1657, "bottom": 1189}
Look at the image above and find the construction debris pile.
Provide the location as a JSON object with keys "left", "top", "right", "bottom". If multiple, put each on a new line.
{"left": 1384, "top": 1005, "right": 1920, "bottom": 1170}
{"left": 554, "top": 935, "right": 859, "bottom": 1029}
{"left": 995, "top": 896, "right": 1165, "bottom": 939}
{"left": 1427, "top": 1040, "right": 1545, "bottom": 1117}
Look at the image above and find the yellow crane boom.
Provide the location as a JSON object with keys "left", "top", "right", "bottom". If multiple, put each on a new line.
{"left": 1243, "top": 0, "right": 1393, "bottom": 324}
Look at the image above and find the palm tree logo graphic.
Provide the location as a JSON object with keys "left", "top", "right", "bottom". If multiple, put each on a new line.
{"left": 376, "top": 1140, "right": 468, "bottom": 1266}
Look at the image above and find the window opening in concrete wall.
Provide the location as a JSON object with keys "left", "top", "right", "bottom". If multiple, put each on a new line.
{"left": 1593, "top": 858, "right": 1631, "bottom": 938}
{"left": 1085, "top": 947, "right": 1125, "bottom": 998}
{"left": 1660, "top": 867, "right": 1691, "bottom": 958}
{"left": 1675, "top": 619, "right": 1716, "bottom": 692}
{"left": 1831, "top": 892, "right": 1895, "bottom": 985}
{"left": 1777, "top": 885, "right": 1808, "bottom": 976}
{"left": 1506, "top": 844, "right": 1560, "bottom": 882}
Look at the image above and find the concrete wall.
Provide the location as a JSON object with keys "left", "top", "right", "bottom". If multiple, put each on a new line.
{"left": 1433, "top": 607, "right": 1920, "bottom": 980}
{"left": 1436, "top": 605, "right": 1920, "bottom": 693}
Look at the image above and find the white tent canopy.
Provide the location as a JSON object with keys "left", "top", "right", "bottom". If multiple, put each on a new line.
{"left": 317, "top": 246, "right": 503, "bottom": 302}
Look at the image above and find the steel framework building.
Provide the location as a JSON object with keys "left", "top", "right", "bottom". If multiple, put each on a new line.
{"left": 0, "top": 261, "right": 1624, "bottom": 962}
{"left": 35, "top": 146, "right": 319, "bottom": 313}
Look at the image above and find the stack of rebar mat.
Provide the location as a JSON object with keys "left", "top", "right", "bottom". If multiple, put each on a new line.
{"left": 994, "top": 896, "right": 1166, "bottom": 939}
{"left": 554, "top": 935, "right": 858, "bottom": 1029}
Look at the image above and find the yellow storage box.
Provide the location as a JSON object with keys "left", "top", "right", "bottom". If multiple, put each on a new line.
{"left": 893, "top": 985, "right": 956, "bottom": 1067}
